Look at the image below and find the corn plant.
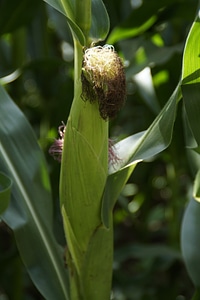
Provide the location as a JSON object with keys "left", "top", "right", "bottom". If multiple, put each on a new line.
{"left": 1, "top": 0, "right": 200, "bottom": 299}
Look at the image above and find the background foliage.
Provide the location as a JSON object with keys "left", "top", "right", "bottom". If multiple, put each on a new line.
{"left": 0, "top": 0, "right": 198, "bottom": 299}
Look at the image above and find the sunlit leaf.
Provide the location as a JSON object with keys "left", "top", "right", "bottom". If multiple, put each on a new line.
{"left": 0, "top": 172, "right": 12, "bottom": 214}
{"left": 107, "top": 15, "right": 157, "bottom": 45}
{"left": 181, "top": 13, "right": 200, "bottom": 145}
{"left": 0, "top": 85, "right": 69, "bottom": 300}
{"left": 107, "top": 0, "right": 174, "bottom": 44}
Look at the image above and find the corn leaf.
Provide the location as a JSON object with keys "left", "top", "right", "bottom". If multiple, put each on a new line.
{"left": 178, "top": 10, "right": 200, "bottom": 293}
{"left": 43, "top": 0, "right": 85, "bottom": 45}
{"left": 181, "top": 13, "right": 200, "bottom": 146}
{"left": 0, "top": 85, "right": 69, "bottom": 300}
{"left": 43, "top": 0, "right": 109, "bottom": 44}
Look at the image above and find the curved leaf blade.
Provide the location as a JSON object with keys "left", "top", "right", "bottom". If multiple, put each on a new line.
{"left": 0, "top": 85, "right": 69, "bottom": 300}
{"left": 181, "top": 13, "right": 200, "bottom": 145}
{"left": 66, "top": 17, "right": 86, "bottom": 45}
{"left": 43, "top": 0, "right": 85, "bottom": 45}
{"left": 90, "top": 0, "right": 110, "bottom": 42}
{"left": 0, "top": 172, "right": 12, "bottom": 214}
{"left": 44, "top": 0, "right": 109, "bottom": 44}
{"left": 43, "top": 0, "right": 75, "bottom": 19}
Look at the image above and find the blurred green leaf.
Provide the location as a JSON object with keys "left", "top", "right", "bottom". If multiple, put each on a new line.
{"left": 181, "top": 197, "right": 200, "bottom": 287}
{"left": 181, "top": 13, "right": 200, "bottom": 146}
{"left": 192, "top": 289, "right": 200, "bottom": 300}
{"left": 115, "top": 243, "right": 181, "bottom": 263}
{"left": 0, "top": 172, "right": 12, "bottom": 214}
{"left": 133, "top": 67, "right": 160, "bottom": 114}
{"left": 125, "top": 42, "right": 183, "bottom": 77}
{"left": 107, "top": 15, "right": 157, "bottom": 45}
{"left": 0, "top": 0, "right": 41, "bottom": 35}
{"left": 107, "top": 0, "right": 174, "bottom": 44}
{"left": 0, "top": 85, "right": 69, "bottom": 300}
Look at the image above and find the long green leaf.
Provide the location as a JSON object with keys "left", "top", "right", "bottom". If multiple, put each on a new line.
{"left": 0, "top": 85, "right": 69, "bottom": 300}
{"left": 180, "top": 9, "right": 200, "bottom": 293}
{"left": 0, "top": 172, "right": 12, "bottom": 214}
{"left": 181, "top": 13, "right": 200, "bottom": 145}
